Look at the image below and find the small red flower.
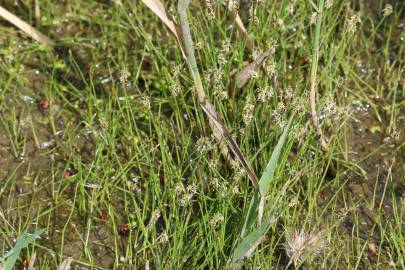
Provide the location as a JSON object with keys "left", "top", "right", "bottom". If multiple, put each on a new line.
{"left": 39, "top": 100, "right": 49, "bottom": 109}
{"left": 99, "top": 211, "right": 108, "bottom": 223}
{"left": 118, "top": 224, "right": 130, "bottom": 235}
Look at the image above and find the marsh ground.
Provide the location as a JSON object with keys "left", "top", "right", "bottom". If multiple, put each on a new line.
{"left": 0, "top": 0, "right": 404, "bottom": 269}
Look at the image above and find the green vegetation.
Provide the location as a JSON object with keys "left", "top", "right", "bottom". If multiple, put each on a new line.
{"left": 0, "top": 0, "right": 403, "bottom": 269}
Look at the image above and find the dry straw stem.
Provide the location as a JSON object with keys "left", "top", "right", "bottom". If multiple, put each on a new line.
{"left": 34, "top": 0, "right": 41, "bottom": 27}
{"left": 27, "top": 252, "right": 36, "bottom": 270}
{"left": 58, "top": 257, "right": 73, "bottom": 270}
{"left": 201, "top": 100, "right": 260, "bottom": 191}
{"left": 309, "top": 0, "right": 329, "bottom": 151}
{"left": 144, "top": 260, "right": 150, "bottom": 270}
{"left": 0, "top": 5, "right": 54, "bottom": 46}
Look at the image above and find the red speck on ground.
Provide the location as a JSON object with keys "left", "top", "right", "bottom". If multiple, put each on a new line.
{"left": 64, "top": 169, "right": 73, "bottom": 178}
{"left": 21, "top": 259, "right": 29, "bottom": 268}
{"left": 318, "top": 189, "right": 327, "bottom": 199}
{"left": 99, "top": 211, "right": 108, "bottom": 223}
{"left": 374, "top": 198, "right": 381, "bottom": 208}
{"left": 118, "top": 224, "right": 130, "bottom": 235}
{"left": 39, "top": 100, "right": 49, "bottom": 109}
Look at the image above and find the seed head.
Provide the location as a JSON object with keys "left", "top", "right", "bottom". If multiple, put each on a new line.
{"left": 119, "top": 69, "right": 130, "bottom": 85}
{"left": 284, "top": 229, "right": 326, "bottom": 267}
{"left": 140, "top": 96, "right": 151, "bottom": 110}
{"left": 196, "top": 136, "right": 212, "bottom": 152}
{"left": 205, "top": 0, "right": 215, "bottom": 19}
{"left": 228, "top": 0, "right": 239, "bottom": 11}
{"left": 258, "top": 86, "right": 273, "bottom": 102}
{"left": 310, "top": 12, "right": 318, "bottom": 25}
{"left": 286, "top": 4, "right": 294, "bottom": 15}
{"left": 157, "top": 232, "right": 169, "bottom": 243}
{"left": 174, "top": 182, "right": 185, "bottom": 195}
{"left": 382, "top": 4, "right": 393, "bottom": 17}
{"left": 325, "top": 0, "right": 333, "bottom": 9}
{"left": 209, "top": 213, "right": 224, "bottom": 227}
{"left": 347, "top": 14, "right": 360, "bottom": 33}
{"left": 179, "top": 193, "right": 193, "bottom": 206}
{"left": 242, "top": 96, "right": 255, "bottom": 126}
{"left": 150, "top": 209, "right": 161, "bottom": 224}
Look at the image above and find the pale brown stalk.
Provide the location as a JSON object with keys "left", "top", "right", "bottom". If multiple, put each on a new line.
{"left": 0, "top": 5, "right": 54, "bottom": 46}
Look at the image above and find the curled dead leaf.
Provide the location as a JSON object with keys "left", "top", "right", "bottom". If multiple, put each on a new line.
{"left": 227, "top": 50, "right": 271, "bottom": 96}
{"left": 235, "top": 51, "right": 270, "bottom": 89}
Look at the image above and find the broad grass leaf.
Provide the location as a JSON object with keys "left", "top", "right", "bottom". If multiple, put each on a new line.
{"left": 233, "top": 177, "right": 295, "bottom": 265}
{"left": 259, "top": 116, "right": 293, "bottom": 195}
{"left": 241, "top": 116, "right": 293, "bottom": 237}
{"left": 3, "top": 229, "right": 45, "bottom": 270}
{"left": 233, "top": 214, "right": 277, "bottom": 265}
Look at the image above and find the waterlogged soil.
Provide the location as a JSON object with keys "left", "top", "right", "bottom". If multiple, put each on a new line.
{"left": 318, "top": 102, "right": 405, "bottom": 267}
{"left": 0, "top": 97, "right": 119, "bottom": 268}
{"left": 1, "top": 89, "right": 403, "bottom": 269}
{"left": 1, "top": 2, "right": 404, "bottom": 269}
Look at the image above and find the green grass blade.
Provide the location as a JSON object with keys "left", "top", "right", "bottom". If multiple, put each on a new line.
{"left": 3, "top": 228, "right": 45, "bottom": 270}
{"left": 241, "top": 116, "right": 293, "bottom": 237}
{"left": 233, "top": 176, "right": 295, "bottom": 264}
{"left": 258, "top": 116, "right": 294, "bottom": 195}
{"left": 233, "top": 214, "right": 276, "bottom": 264}
{"left": 240, "top": 193, "right": 260, "bottom": 238}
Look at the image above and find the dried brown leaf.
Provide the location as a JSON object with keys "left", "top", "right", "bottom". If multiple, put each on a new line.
{"left": 226, "top": 2, "right": 254, "bottom": 52}
{"left": 200, "top": 99, "right": 260, "bottom": 192}
{"left": 234, "top": 50, "right": 270, "bottom": 89}
{"left": 59, "top": 257, "right": 73, "bottom": 270}
{"left": 141, "top": 0, "right": 185, "bottom": 54}
{"left": 0, "top": 5, "right": 54, "bottom": 46}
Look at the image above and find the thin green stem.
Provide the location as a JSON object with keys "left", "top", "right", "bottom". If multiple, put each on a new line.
{"left": 177, "top": 0, "right": 206, "bottom": 102}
